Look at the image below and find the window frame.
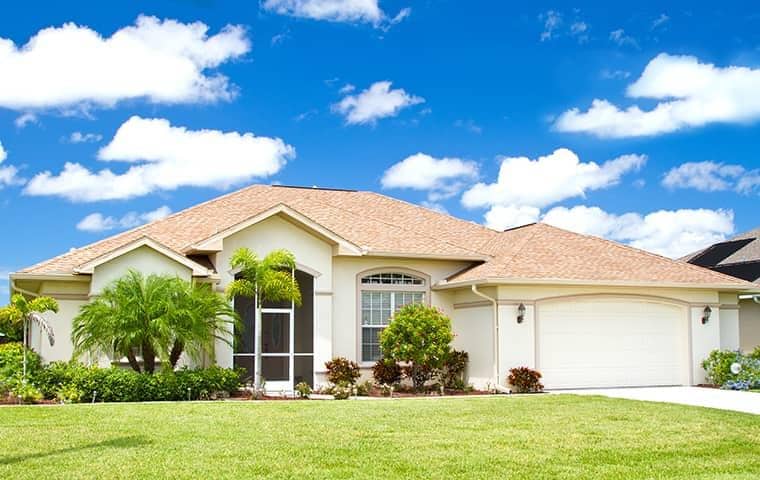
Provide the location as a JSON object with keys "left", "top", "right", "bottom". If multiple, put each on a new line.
{"left": 356, "top": 267, "right": 431, "bottom": 366}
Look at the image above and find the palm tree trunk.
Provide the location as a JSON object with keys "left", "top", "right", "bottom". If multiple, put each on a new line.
{"left": 142, "top": 341, "right": 156, "bottom": 374}
{"left": 254, "top": 291, "right": 263, "bottom": 391}
{"left": 126, "top": 349, "right": 142, "bottom": 373}
{"left": 169, "top": 340, "right": 184, "bottom": 368}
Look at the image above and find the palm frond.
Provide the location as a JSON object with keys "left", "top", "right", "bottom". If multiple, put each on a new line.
{"left": 28, "top": 312, "right": 55, "bottom": 346}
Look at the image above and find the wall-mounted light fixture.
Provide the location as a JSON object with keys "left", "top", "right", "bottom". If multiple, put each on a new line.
{"left": 701, "top": 306, "right": 712, "bottom": 325}
{"left": 517, "top": 303, "right": 526, "bottom": 324}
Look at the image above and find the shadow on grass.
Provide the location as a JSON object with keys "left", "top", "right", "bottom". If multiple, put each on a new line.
{"left": 0, "top": 435, "right": 150, "bottom": 465}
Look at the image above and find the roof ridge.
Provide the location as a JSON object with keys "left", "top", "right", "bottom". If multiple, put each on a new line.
{"left": 536, "top": 222, "right": 754, "bottom": 287}
{"left": 335, "top": 191, "right": 496, "bottom": 257}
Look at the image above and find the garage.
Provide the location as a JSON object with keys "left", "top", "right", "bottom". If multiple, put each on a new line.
{"left": 536, "top": 297, "right": 690, "bottom": 389}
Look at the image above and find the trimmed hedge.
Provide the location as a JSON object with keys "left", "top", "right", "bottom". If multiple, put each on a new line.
{"left": 36, "top": 362, "right": 244, "bottom": 403}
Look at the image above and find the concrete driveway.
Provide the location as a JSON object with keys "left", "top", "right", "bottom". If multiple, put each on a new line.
{"left": 556, "top": 386, "right": 760, "bottom": 415}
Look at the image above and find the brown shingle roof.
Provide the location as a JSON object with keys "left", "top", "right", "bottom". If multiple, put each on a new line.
{"left": 17, "top": 185, "right": 756, "bottom": 289}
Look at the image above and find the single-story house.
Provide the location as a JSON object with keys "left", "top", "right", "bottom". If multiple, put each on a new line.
{"left": 683, "top": 227, "right": 760, "bottom": 352}
{"left": 10, "top": 184, "right": 759, "bottom": 391}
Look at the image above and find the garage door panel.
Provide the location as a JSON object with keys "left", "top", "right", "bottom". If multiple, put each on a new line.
{"left": 537, "top": 299, "right": 688, "bottom": 389}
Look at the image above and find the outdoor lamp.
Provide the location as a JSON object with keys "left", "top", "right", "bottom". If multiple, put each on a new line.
{"left": 701, "top": 306, "right": 712, "bottom": 325}
{"left": 517, "top": 303, "right": 526, "bottom": 324}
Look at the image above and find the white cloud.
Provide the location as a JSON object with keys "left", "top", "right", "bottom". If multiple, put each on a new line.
{"left": 737, "top": 170, "right": 760, "bottom": 195}
{"left": 601, "top": 69, "right": 630, "bottom": 80}
{"left": 262, "top": 0, "right": 410, "bottom": 28}
{"left": 24, "top": 116, "right": 294, "bottom": 201}
{"left": 555, "top": 53, "right": 760, "bottom": 138}
{"left": 454, "top": 119, "right": 482, "bottom": 134}
{"left": 339, "top": 84, "right": 355, "bottom": 94}
{"left": 609, "top": 29, "right": 638, "bottom": 48}
{"left": 332, "top": 81, "right": 424, "bottom": 125}
{"left": 382, "top": 153, "right": 478, "bottom": 196}
{"left": 0, "top": 141, "right": 24, "bottom": 188}
{"left": 484, "top": 205, "right": 541, "bottom": 230}
{"left": 14, "top": 112, "right": 38, "bottom": 128}
{"left": 0, "top": 268, "right": 10, "bottom": 298}
{"left": 652, "top": 13, "right": 670, "bottom": 30}
{"left": 0, "top": 15, "right": 249, "bottom": 112}
{"left": 539, "top": 10, "right": 562, "bottom": 41}
{"left": 68, "top": 131, "right": 103, "bottom": 143}
{"left": 663, "top": 161, "right": 745, "bottom": 192}
{"left": 76, "top": 205, "right": 172, "bottom": 232}
{"left": 541, "top": 205, "right": 734, "bottom": 258}
{"left": 462, "top": 148, "right": 646, "bottom": 210}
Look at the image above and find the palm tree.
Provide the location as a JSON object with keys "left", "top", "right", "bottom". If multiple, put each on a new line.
{"left": 71, "top": 270, "right": 237, "bottom": 373}
{"left": 226, "top": 248, "right": 301, "bottom": 390}
{"left": 0, "top": 294, "right": 58, "bottom": 381}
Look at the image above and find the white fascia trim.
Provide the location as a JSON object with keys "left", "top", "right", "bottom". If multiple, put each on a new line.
{"left": 10, "top": 272, "right": 91, "bottom": 282}
{"left": 187, "top": 203, "right": 363, "bottom": 256}
{"left": 74, "top": 236, "right": 212, "bottom": 277}
{"left": 433, "top": 277, "right": 759, "bottom": 292}
{"left": 362, "top": 251, "right": 490, "bottom": 262}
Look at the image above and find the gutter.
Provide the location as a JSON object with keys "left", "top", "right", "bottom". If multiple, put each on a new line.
{"left": 471, "top": 285, "right": 508, "bottom": 393}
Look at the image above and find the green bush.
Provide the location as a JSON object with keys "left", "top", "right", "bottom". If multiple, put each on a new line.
{"left": 34, "top": 362, "right": 243, "bottom": 403}
{"left": 372, "top": 359, "right": 402, "bottom": 386}
{"left": 295, "top": 381, "right": 312, "bottom": 399}
{"left": 380, "top": 304, "right": 454, "bottom": 390}
{"left": 701, "top": 349, "right": 760, "bottom": 387}
{"left": 324, "top": 357, "right": 360, "bottom": 385}
{"left": 0, "top": 342, "right": 43, "bottom": 385}
{"left": 507, "top": 367, "right": 544, "bottom": 393}
{"left": 440, "top": 350, "right": 469, "bottom": 389}
{"left": 331, "top": 381, "right": 352, "bottom": 400}
{"left": 11, "top": 382, "right": 43, "bottom": 403}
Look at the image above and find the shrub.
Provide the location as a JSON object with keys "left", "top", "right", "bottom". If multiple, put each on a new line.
{"left": 0, "top": 342, "right": 43, "bottom": 385}
{"left": 507, "top": 367, "right": 544, "bottom": 393}
{"left": 10, "top": 382, "right": 43, "bottom": 403}
{"left": 34, "top": 362, "right": 243, "bottom": 403}
{"left": 295, "top": 381, "right": 312, "bottom": 399}
{"left": 440, "top": 350, "right": 469, "bottom": 389}
{"left": 356, "top": 380, "right": 373, "bottom": 396}
{"left": 380, "top": 304, "right": 454, "bottom": 390}
{"left": 701, "top": 349, "right": 760, "bottom": 387}
{"left": 331, "top": 381, "right": 352, "bottom": 400}
{"left": 55, "top": 384, "right": 83, "bottom": 404}
{"left": 701, "top": 350, "right": 742, "bottom": 386}
{"left": 372, "top": 359, "right": 402, "bottom": 386}
{"left": 324, "top": 357, "right": 360, "bottom": 385}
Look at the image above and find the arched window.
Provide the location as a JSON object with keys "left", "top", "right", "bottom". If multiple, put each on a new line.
{"left": 359, "top": 270, "right": 427, "bottom": 363}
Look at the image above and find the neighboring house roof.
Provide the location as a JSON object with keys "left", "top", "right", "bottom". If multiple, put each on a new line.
{"left": 683, "top": 227, "right": 760, "bottom": 282}
{"left": 15, "top": 184, "right": 756, "bottom": 290}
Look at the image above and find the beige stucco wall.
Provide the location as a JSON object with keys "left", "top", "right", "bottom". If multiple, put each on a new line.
{"left": 213, "top": 214, "right": 335, "bottom": 372}
{"left": 449, "top": 284, "right": 728, "bottom": 388}
{"left": 331, "top": 256, "right": 469, "bottom": 372}
{"left": 91, "top": 245, "right": 192, "bottom": 295}
{"left": 28, "top": 280, "right": 90, "bottom": 363}
{"left": 740, "top": 299, "right": 760, "bottom": 352}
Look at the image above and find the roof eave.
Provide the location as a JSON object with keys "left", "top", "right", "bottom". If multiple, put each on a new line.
{"left": 433, "top": 276, "right": 759, "bottom": 292}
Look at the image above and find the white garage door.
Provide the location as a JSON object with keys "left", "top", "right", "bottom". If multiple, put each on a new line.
{"left": 537, "top": 298, "right": 689, "bottom": 389}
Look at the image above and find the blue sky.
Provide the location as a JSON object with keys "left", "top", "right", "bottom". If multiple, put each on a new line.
{"left": 1, "top": 1, "right": 760, "bottom": 296}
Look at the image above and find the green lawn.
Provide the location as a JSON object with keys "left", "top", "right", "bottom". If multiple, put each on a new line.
{"left": 1, "top": 395, "right": 759, "bottom": 479}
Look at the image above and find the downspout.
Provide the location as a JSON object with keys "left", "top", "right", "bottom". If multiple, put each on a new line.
{"left": 754, "top": 296, "right": 760, "bottom": 305}
{"left": 471, "top": 285, "right": 508, "bottom": 393}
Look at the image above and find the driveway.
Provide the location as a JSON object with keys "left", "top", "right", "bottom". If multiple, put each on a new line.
{"left": 556, "top": 386, "right": 760, "bottom": 415}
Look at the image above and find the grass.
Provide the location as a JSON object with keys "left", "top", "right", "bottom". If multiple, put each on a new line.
{"left": 1, "top": 395, "right": 759, "bottom": 479}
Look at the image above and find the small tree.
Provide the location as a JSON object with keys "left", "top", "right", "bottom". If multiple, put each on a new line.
{"left": 72, "top": 270, "right": 237, "bottom": 373}
{"left": 0, "top": 294, "right": 58, "bottom": 382}
{"left": 225, "top": 248, "right": 301, "bottom": 391}
{"left": 379, "top": 303, "right": 454, "bottom": 390}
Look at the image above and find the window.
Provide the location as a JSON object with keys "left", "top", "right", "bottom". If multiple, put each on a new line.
{"left": 359, "top": 271, "right": 426, "bottom": 362}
